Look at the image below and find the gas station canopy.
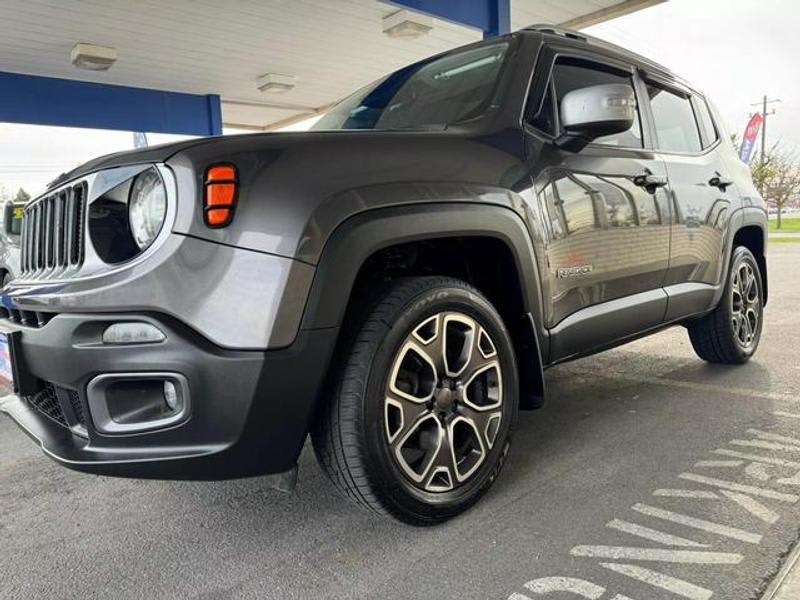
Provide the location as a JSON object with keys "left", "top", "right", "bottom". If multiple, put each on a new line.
{"left": 0, "top": 0, "right": 663, "bottom": 134}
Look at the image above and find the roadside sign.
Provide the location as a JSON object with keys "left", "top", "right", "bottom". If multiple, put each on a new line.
{"left": 740, "top": 112, "right": 763, "bottom": 163}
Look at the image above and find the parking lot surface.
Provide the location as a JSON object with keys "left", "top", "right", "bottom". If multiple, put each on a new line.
{"left": 2, "top": 244, "right": 799, "bottom": 600}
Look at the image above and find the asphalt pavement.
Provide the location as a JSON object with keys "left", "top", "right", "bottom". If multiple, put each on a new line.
{"left": 2, "top": 243, "right": 800, "bottom": 600}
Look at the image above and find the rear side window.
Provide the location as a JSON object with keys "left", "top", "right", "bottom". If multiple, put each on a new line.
{"left": 647, "top": 84, "right": 702, "bottom": 153}
{"left": 693, "top": 96, "right": 718, "bottom": 148}
{"left": 530, "top": 57, "right": 643, "bottom": 148}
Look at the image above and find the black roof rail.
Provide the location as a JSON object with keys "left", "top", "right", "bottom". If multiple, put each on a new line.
{"left": 523, "top": 24, "right": 588, "bottom": 41}
{"left": 522, "top": 23, "right": 677, "bottom": 81}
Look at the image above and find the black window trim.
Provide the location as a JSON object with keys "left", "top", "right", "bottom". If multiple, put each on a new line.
{"left": 641, "top": 75, "right": 720, "bottom": 157}
{"left": 523, "top": 43, "right": 654, "bottom": 154}
{"left": 690, "top": 93, "right": 720, "bottom": 150}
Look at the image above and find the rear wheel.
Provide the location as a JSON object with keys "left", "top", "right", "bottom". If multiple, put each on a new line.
{"left": 311, "top": 276, "right": 518, "bottom": 524}
{"left": 688, "top": 246, "right": 764, "bottom": 364}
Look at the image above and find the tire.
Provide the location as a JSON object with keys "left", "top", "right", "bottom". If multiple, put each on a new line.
{"left": 311, "top": 276, "right": 519, "bottom": 524}
{"left": 688, "top": 246, "right": 764, "bottom": 364}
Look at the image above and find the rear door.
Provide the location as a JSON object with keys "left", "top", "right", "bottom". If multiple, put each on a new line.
{"left": 523, "top": 46, "right": 672, "bottom": 361}
{"left": 641, "top": 79, "right": 732, "bottom": 319}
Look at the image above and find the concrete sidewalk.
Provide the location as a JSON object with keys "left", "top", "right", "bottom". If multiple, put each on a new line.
{"left": 763, "top": 542, "right": 800, "bottom": 600}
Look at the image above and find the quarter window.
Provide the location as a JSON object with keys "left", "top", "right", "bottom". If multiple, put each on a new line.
{"left": 530, "top": 57, "right": 643, "bottom": 148}
{"left": 648, "top": 84, "right": 702, "bottom": 153}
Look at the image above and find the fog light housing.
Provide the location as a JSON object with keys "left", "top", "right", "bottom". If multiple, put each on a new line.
{"left": 87, "top": 373, "right": 189, "bottom": 434}
{"left": 102, "top": 322, "right": 165, "bottom": 345}
{"left": 163, "top": 381, "right": 180, "bottom": 412}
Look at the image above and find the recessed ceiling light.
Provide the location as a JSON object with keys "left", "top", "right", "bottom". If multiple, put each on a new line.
{"left": 383, "top": 9, "right": 433, "bottom": 39}
{"left": 256, "top": 73, "right": 296, "bottom": 94}
{"left": 71, "top": 43, "right": 117, "bottom": 71}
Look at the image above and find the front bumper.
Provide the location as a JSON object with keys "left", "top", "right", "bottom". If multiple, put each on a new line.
{"left": 0, "top": 313, "right": 338, "bottom": 479}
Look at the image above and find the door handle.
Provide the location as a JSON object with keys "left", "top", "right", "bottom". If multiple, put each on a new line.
{"left": 708, "top": 172, "right": 733, "bottom": 191}
{"left": 633, "top": 170, "right": 668, "bottom": 193}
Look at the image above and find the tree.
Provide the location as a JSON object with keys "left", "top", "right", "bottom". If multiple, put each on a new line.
{"left": 731, "top": 134, "right": 800, "bottom": 229}
{"left": 14, "top": 188, "right": 30, "bottom": 203}
{"left": 759, "top": 146, "right": 800, "bottom": 229}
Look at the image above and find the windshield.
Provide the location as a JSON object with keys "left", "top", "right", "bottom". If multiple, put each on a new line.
{"left": 312, "top": 41, "right": 511, "bottom": 131}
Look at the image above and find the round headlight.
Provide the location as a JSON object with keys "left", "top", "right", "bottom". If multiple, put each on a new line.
{"left": 128, "top": 168, "right": 167, "bottom": 249}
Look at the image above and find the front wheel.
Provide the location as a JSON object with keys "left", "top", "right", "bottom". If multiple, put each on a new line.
{"left": 311, "top": 276, "right": 519, "bottom": 524}
{"left": 688, "top": 246, "right": 764, "bottom": 364}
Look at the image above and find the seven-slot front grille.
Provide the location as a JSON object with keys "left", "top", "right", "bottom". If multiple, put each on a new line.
{"left": 20, "top": 182, "right": 86, "bottom": 278}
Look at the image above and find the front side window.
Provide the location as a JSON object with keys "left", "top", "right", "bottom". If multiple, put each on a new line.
{"left": 648, "top": 84, "right": 702, "bottom": 153}
{"left": 530, "top": 57, "right": 643, "bottom": 148}
{"left": 312, "top": 42, "right": 510, "bottom": 131}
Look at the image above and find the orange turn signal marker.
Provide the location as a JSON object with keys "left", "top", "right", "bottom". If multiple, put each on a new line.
{"left": 206, "top": 165, "right": 236, "bottom": 182}
{"left": 206, "top": 208, "right": 230, "bottom": 226}
{"left": 207, "top": 182, "right": 235, "bottom": 206}
{"left": 203, "top": 164, "right": 238, "bottom": 228}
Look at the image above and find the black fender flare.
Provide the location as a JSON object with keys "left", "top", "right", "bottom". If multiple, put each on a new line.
{"left": 711, "top": 206, "right": 768, "bottom": 308}
{"left": 300, "top": 202, "right": 548, "bottom": 407}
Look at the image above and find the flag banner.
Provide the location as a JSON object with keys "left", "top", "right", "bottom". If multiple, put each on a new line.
{"left": 740, "top": 113, "right": 762, "bottom": 163}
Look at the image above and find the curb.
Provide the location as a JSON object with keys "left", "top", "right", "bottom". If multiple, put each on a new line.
{"left": 761, "top": 539, "right": 800, "bottom": 600}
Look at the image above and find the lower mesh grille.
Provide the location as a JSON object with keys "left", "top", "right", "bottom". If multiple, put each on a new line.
{"left": 25, "top": 382, "right": 67, "bottom": 428}
{"left": 67, "top": 389, "right": 86, "bottom": 427}
{"left": 24, "top": 382, "right": 87, "bottom": 432}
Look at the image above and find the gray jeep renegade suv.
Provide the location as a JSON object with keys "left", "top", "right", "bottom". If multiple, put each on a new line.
{"left": 0, "top": 27, "right": 767, "bottom": 524}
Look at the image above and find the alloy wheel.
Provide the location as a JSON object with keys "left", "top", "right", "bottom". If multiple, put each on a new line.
{"left": 731, "top": 261, "right": 760, "bottom": 349}
{"left": 384, "top": 312, "right": 503, "bottom": 493}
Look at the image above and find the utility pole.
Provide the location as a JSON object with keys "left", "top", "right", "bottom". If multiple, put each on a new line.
{"left": 751, "top": 95, "right": 781, "bottom": 166}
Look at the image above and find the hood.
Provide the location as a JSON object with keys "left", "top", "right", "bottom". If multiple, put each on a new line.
{"left": 51, "top": 136, "right": 220, "bottom": 188}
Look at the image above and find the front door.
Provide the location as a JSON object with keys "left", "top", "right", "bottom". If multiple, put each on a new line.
{"left": 523, "top": 49, "right": 672, "bottom": 362}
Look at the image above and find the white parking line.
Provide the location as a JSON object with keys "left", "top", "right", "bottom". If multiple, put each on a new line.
{"left": 678, "top": 473, "right": 800, "bottom": 502}
{"left": 631, "top": 503, "right": 762, "bottom": 544}
{"left": 522, "top": 577, "right": 604, "bottom": 597}
{"left": 777, "top": 471, "right": 800, "bottom": 486}
{"left": 730, "top": 439, "right": 800, "bottom": 453}
{"left": 721, "top": 491, "right": 780, "bottom": 524}
{"left": 694, "top": 460, "right": 743, "bottom": 467}
{"left": 713, "top": 448, "right": 800, "bottom": 468}
{"left": 600, "top": 562, "right": 712, "bottom": 600}
{"left": 653, "top": 489, "right": 719, "bottom": 499}
{"left": 570, "top": 546, "right": 742, "bottom": 564}
{"left": 606, "top": 518, "right": 709, "bottom": 547}
{"left": 774, "top": 411, "right": 800, "bottom": 419}
{"left": 748, "top": 429, "right": 800, "bottom": 447}
{"left": 506, "top": 406, "right": 800, "bottom": 600}
{"left": 745, "top": 462, "right": 773, "bottom": 481}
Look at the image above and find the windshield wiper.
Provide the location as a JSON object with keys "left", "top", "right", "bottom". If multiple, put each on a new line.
{"left": 387, "top": 123, "right": 448, "bottom": 132}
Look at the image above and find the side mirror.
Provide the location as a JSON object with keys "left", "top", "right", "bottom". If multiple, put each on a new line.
{"left": 556, "top": 83, "right": 636, "bottom": 152}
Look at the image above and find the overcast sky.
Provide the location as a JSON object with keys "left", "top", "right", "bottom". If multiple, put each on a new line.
{"left": 1, "top": 0, "right": 797, "bottom": 198}
{"left": 586, "top": 0, "right": 800, "bottom": 149}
